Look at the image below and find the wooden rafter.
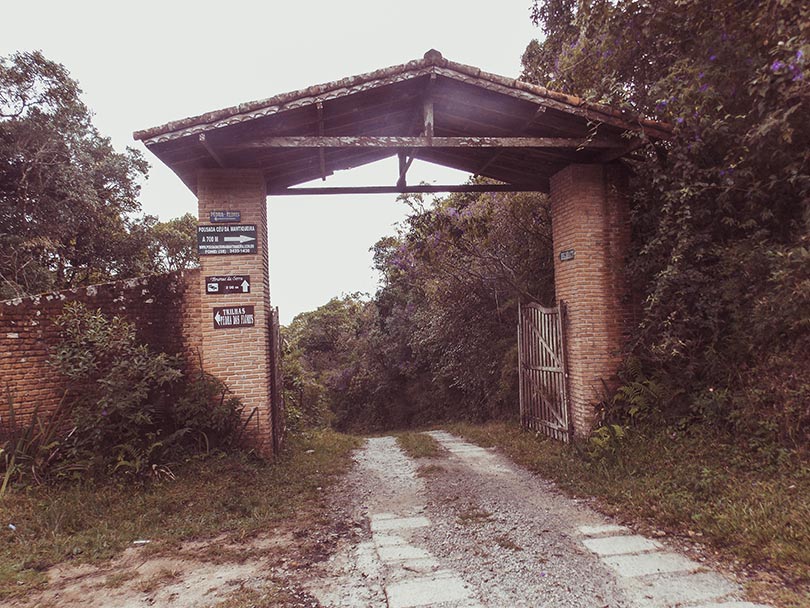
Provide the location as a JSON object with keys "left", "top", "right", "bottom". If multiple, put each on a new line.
{"left": 199, "top": 133, "right": 226, "bottom": 167}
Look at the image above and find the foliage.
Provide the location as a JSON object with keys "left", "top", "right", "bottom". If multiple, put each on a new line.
{"left": 0, "top": 390, "right": 70, "bottom": 496}
{"left": 48, "top": 302, "right": 183, "bottom": 477}
{"left": 0, "top": 304, "right": 245, "bottom": 486}
{"left": 281, "top": 295, "right": 368, "bottom": 430}
{"left": 170, "top": 361, "right": 245, "bottom": 452}
{"left": 0, "top": 50, "right": 199, "bottom": 299}
{"left": 0, "top": 51, "right": 149, "bottom": 298}
{"left": 524, "top": 0, "right": 810, "bottom": 448}
{"left": 283, "top": 187, "right": 554, "bottom": 431}
{"left": 124, "top": 213, "right": 200, "bottom": 276}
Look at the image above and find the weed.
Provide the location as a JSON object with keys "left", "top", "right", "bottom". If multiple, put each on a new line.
{"left": 417, "top": 463, "right": 445, "bottom": 477}
{"left": 103, "top": 569, "right": 138, "bottom": 589}
{"left": 457, "top": 504, "right": 492, "bottom": 525}
{"left": 395, "top": 432, "right": 442, "bottom": 459}
{"left": 137, "top": 567, "right": 180, "bottom": 594}
{"left": 494, "top": 534, "right": 523, "bottom": 551}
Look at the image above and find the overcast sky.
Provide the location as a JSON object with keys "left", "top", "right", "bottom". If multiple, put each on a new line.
{"left": 2, "top": 1, "right": 540, "bottom": 323}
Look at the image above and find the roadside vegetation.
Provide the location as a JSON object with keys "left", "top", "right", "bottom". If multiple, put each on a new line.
{"left": 395, "top": 432, "right": 442, "bottom": 459}
{"left": 1, "top": 303, "right": 245, "bottom": 489}
{"left": 0, "top": 429, "right": 360, "bottom": 600}
{"left": 450, "top": 420, "right": 810, "bottom": 607}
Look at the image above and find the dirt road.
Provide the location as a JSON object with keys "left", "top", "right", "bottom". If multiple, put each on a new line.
{"left": 306, "top": 431, "right": 769, "bottom": 608}
{"left": 15, "top": 431, "right": 771, "bottom": 608}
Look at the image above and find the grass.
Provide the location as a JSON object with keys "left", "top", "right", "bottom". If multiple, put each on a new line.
{"left": 0, "top": 429, "right": 361, "bottom": 600}
{"left": 494, "top": 534, "right": 523, "bottom": 552}
{"left": 449, "top": 420, "right": 810, "bottom": 608}
{"left": 395, "top": 431, "right": 442, "bottom": 458}
{"left": 417, "top": 463, "right": 445, "bottom": 477}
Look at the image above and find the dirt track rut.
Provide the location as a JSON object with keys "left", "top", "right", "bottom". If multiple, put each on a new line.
{"left": 307, "top": 431, "right": 769, "bottom": 608}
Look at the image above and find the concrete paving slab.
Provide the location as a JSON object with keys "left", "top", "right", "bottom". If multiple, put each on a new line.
{"left": 388, "top": 558, "right": 440, "bottom": 575}
{"left": 693, "top": 603, "right": 771, "bottom": 608}
{"left": 371, "top": 516, "right": 431, "bottom": 532}
{"left": 602, "top": 551, "right": 700, "bottom": 577}
{"left": 370, "top": 512, "right": 398, "bottom": 521}
{"left": 578, "top": 524, "right": 630, "bottom": 537}
{"left": 377, "top": 544, "right": 433, "bottom": 562}
{"left": 373, "top": 534, "right": 406, "bottom": 547}
{"left": 622, "top": 571, "right": 739, "bottom": 607}
{"left": 582, "top": 534, "right": 662, "bottom": 556}
{"left": 386, "top": 572, "right": 471, "bottom": 608}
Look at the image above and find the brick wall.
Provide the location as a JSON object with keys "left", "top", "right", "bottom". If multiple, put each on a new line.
{"left": 0, "top": 270, "right": 201, "bottom": 424}
{"left": 550, "top": 164, "right": 631, "bottom": 436}
{"left": 196, "top": 169, "right": 274, "bottom": 456}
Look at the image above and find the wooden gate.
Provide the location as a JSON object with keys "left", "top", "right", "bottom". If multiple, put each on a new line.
{"left": 518, "top": 301, "right": 571, "bottom": 442}
{"left": 269, "top": 306, "right": 286, "bottom": 455}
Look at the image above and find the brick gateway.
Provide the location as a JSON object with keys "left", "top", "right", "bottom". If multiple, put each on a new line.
{"left": 132, "top": 50, "right": 671, "bottom": 453}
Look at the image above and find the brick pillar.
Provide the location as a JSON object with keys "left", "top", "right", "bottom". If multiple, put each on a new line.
{"left": 550, "top": 164, "right": 631, "bottom": 436}
{"left": 196, "top": 169, "right": 274, "bottom": 456}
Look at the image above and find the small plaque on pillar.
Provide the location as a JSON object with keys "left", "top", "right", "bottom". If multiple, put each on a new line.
{"left": 209, "top": 210, "right": 241, "bottom": 223}
{"left": 213, "top": 305, "right": 255, "bottom": 329}
{"left": 559, "top": 249, "right": 576, "bottom": 262}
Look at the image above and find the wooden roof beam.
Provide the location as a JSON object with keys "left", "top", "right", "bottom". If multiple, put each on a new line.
{"left": 269, "top": 184, "right": 545, "bottom": 196}
{"left": 316, "top": 102, "right": 327, "bottom": 180}
{"left": 234, "top": 136, "right": 625, "bottom": 149}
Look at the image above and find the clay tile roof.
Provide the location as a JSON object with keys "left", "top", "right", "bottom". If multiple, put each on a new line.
{"left": 133, "top": 50, "right": 671, "bottom": 194}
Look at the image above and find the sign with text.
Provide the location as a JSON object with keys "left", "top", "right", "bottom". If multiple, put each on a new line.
{"left": 209, "top": 210, "right": 241, "bottom": 223}
{"left": 197, "top": 224, "right": 257, "bottom": 255}
{"left": 205, "top": 275, "right": 251, "bottom": 295}
{"left": 559, "top": 249, "right": 576, "bottom": 262}
{"left": 213, "top": 306, "right": 255, "bottom": 329}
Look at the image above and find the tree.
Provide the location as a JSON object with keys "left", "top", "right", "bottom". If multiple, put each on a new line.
{"left": 123, "top": 213, "right": 199, "bottom": 277}
{"left": 524, "top": 0, "right": 810, "bottom": 445}
{"left": 0, "top": 50, "right": 149, "bottom": 298}
{"left": 283, "top": 187, "right": 555, "bottom": 431}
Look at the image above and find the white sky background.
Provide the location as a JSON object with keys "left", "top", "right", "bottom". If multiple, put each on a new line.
{"left": 2, "top": 1, "right": 540, "bottom": 324}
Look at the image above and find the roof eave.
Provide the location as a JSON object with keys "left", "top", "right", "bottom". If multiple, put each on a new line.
{"left": 133, "top": 50, "right": 672, "bottom": 146}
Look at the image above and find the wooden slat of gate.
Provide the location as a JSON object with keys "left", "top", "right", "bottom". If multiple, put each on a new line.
{"left": 269, "top": 306, "right": 286, "bottom": 455}
{"left": 518, "top": 301, "right": 571, "bottom": 442}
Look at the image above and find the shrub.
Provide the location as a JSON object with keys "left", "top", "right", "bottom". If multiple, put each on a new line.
{"left": 1, "top": 303, "right": 246, "bottom": 489}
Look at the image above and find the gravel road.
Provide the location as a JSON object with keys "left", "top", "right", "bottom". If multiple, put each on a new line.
{"left": 306, "top": 431, "right": 770, "bottom": 608}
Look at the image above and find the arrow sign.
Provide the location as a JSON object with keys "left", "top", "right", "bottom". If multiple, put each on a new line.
{"left": 197, "top": 224, "right": 257, "bottom": 255}
{"left": 223, "top": 234, "right": 255, "bottom": 243}
{"left": 206, "top": 275, "right": 251, "bottom": 295}
{"left": 213, "top": 305, "right": 255, "bottom": 329}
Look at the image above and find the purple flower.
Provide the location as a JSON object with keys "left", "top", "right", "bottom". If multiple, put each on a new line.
{"left": 699, "top": 84, "right": 709, "bottom": 92}
{"left": 771, "top": 60, "right": 785, "bottom": 71}
{"left": 797, "top": 50, "right": 804, "bottom": 61}
{"left": 709, "top": 55, "right": 717, "bottom": 61}
{"left": 101, "top": 409, "right": 108, "bottom": 417}
{"left": 676, "top": 117, "right": 685, "bottom": 124}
